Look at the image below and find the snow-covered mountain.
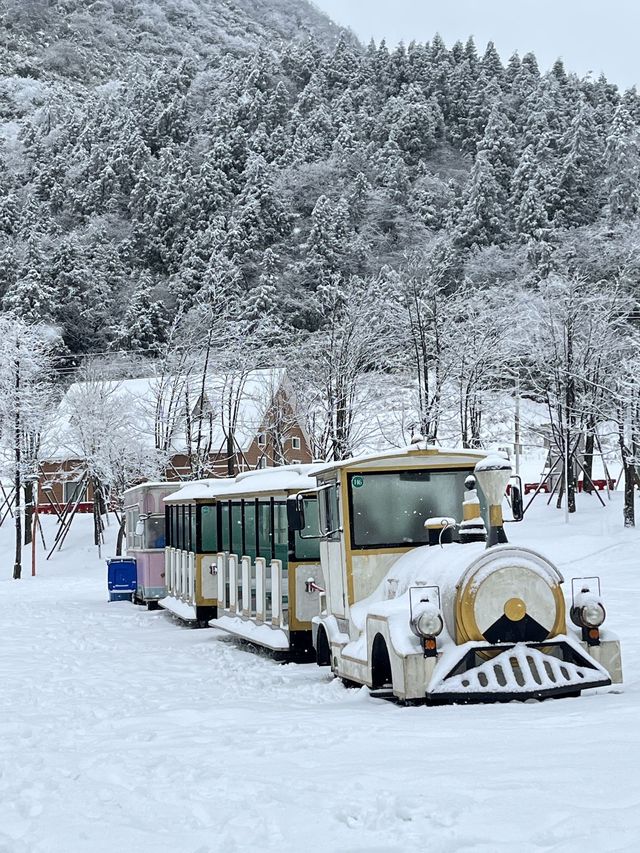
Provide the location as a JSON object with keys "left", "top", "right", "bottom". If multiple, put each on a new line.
{"left": 0, "top": 0, "right": 345, "bottom": 83}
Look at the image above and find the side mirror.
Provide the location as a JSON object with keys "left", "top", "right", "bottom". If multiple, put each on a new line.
{"left": 510, "top": 477, "right": 524, "bottom": 522}
{"left": 287, "top": 495, "right": 305, "bottom": 531}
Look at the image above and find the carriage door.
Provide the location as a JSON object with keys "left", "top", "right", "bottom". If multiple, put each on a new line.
{"left": 320, "top": 480, "right": 347, "bottom": 618}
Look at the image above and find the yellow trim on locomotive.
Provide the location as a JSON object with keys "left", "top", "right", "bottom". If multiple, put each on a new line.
{"left": 332, "top": 459, "right": 480, "bottom": 608}
{"left": 195, "top": 553, "right": 218, "bottom": 607}
{"left": 287, "top": 559, "right": 322, "bottom": 631}
{"left": 455, "top": 564, "right": 567, "bottom": 645}
{"left": 504, "top": 597, "right": 527, "bottom": 622}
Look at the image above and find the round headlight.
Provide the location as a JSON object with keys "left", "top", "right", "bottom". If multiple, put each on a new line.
{"left": 580, "top": 602, "right": 606, "bottom": 628}
{"left": 411, "top": 604, "right": 444, "bottom": 638}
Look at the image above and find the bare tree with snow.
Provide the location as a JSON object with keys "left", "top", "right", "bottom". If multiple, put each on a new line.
{"left": 0, "top": 317, "right": 57, "bottom": 578}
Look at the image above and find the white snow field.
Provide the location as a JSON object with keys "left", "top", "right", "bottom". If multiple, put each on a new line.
{"left": 1, "top": 495, "right": 640, "bottom": 853}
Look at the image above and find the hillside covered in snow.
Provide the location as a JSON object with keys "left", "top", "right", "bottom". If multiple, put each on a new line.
{"left": 0, "top": 0, "right": 344, "bottom": 83}
{"left": 1, "top": 0, "right": 640, "bottom": 520}
{"left": 2, "top": 0, "right": 640, "bottom": 358}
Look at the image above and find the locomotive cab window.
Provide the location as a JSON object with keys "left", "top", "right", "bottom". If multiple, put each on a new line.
{"left": 319, "top": 482, "right": 340, "bottom": 540}
{"left": 348, "top": 469, "right": 474, "bottom": 549}
{"left": 294, "top": 498, "right": 321, "bottom": 560}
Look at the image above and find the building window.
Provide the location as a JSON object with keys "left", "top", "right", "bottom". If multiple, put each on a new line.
{"left": 257, "top": 432, "right": 266, "bottom": 447}
{"left": 257, "top": 457, "right": 268, "bottom": 469}
{"left": 291, "top": 436, "right": 301, "bottom": 450}
{"left": 291, "top": 459, "right": 301, "bottom": 465}
{"left": 63, "top": 480, "right": 87, "bottom": 503}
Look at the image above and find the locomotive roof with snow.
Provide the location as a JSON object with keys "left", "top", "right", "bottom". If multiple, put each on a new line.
{"left": 312, "top": 443, "right": 487, "bottom": 477}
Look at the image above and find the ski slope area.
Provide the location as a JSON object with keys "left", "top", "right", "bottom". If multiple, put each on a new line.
{"left": 1, "top": 497, "right": 639, "bottom": 853}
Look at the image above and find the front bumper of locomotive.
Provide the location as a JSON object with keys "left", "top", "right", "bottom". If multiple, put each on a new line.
{"left": 425, "top": 636, "right": 616, "bottom": 704}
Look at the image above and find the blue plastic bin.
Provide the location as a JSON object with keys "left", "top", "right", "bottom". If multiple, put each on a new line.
{"left": 106, "top": 557, "right": 137, "bottom": 602}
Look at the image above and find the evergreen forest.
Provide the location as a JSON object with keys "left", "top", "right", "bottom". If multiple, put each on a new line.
{"left": 2, "top": 1, "right": 639, "bottom": 357}
{"left": 2, "top": 1, "right": 640, "bottom": 525}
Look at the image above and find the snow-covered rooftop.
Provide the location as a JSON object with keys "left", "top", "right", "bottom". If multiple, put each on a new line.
{"left": 165, "top": 464, "right": 320, "bottom": 502}
{"left": 43, "top": 368, "right": 288, "bottom": 461}
{"left": 313, "top": 444, "right": 487, "bottom": 477}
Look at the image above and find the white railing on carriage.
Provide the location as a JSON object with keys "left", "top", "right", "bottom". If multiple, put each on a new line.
{"left": 165, "top": 548, "right": 172, "bottom": 594}
{"left": 255, "top": 557, "right": 266, "bottom": 622}
{"left": 169, "top": 548, "right": 176, "bottom": 596}
{"left": 180, "top": 551, "right": 187, "bottom": 599}
{"left": 172, "top": 549, "right": 178, "bottom": 596}
{"left": 216, "top": 552, "right": 286, "bottom": 628}
{"left": 188, "top": 552, "right": 195, "bottom": 601}
{"left": 167, "top": 550, "right": 196, "bottom": 601}
{"left": 171, "top": 548, "right": 178, "bottom": 597}
{"left": 241, "top": 556, "right": 251, "bottom": 617}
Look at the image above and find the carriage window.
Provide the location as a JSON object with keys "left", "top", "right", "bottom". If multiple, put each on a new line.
{"left": 182, "top": 506, "right": 188, "bottom": 551}
{"left": 243, "top": 501, "right": 257, "bottom": 560}
{"left": 184, "top": 506, "right": 191, "bottom": 551}
{"left": 274, "top": 502, "right": 288, "bottom": 563}
{"left": 190, "top": 506, "right": 197, "bottom": 552}
{"left": 220, "top": 502, "right": 230, "bottom": 552}
{"left": 231, "top": 502, "right": 243, "bottom": 555}
{"left": 258, "top": 500, "right": 272, "bottom": 559}
{"left": 176, "top": 506, "right": 184, "bottom": 551}
{"left": 200, "top": 505, "right": 217, "bottom": 553}
{"left": 144, "top": 515, "right": 165, "bottom": 549}
{"left": 171, "top": 506, "right": 179, "bottom": 549}
{"left": 126, "top": 509, "right": 138, "bottom": 549}
{"left": 348, "top": 469, "right": 473, "bottom": 549}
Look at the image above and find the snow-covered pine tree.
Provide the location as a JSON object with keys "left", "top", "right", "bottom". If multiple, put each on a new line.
{"left": 119, "top": 273, "right": 169, "bottom": 358}
{"left": 605, "top": 104, "right": 640, "bottom": 223}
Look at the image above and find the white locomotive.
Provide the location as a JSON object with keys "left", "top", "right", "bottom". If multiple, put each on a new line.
{"left": 287, "top": 445, "right": 622, "bottom": 703}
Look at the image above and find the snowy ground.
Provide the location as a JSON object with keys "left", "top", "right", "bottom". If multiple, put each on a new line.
{"left": 1, "top": 495, "right": 640, "bottom": 853}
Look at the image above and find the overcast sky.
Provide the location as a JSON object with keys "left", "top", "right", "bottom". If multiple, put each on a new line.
{"left": 312, "top": 0, "right": 639, "bottom": 90}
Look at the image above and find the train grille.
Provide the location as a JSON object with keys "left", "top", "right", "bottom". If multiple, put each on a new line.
{"left": 428, "top": 641, "right": 611, "bottom": 701}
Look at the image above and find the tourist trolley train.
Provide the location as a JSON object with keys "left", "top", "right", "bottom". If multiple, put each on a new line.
{"left": 160, "top": 466, "right": 324, "bottom": 656}
{"left": 122, "top": 446, "right": 622, "bottom": 704}
{"left": 290, "top": 445, "right": 622, "bottom": 703}
{"left": 161, "top": 479, "right": 227, "bottom": 626}
{"left": 124, "top": 481, "right": 179, "bottom": 608}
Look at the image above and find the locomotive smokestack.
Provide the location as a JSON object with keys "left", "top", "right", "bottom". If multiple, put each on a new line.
{"left": 474, "top": 456, "right": 512, "bottom": 548}
{"left": 459, "top": 475, "right": 487, "bottom": 543}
